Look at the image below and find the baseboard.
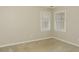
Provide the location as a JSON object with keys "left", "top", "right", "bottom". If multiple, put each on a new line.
{"left": 52, "top": 36, "right": 79, "bottom": 47}
{"left": 0, "top": 36, "right": 79, "bottom": 48}
{"left": 0, "top": 36, "right": 53, "bottom": 48}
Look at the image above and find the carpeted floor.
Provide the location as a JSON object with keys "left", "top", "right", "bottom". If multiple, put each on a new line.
{"left": 0, "top": 38, "right": 79, "bottom": 52}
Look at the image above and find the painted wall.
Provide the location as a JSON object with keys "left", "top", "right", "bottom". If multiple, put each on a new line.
{"left": 0, "top": 6, "right": 52, "bottom": 46}
{"left": 52, "top": 6, "right": 79, "bottom": 45}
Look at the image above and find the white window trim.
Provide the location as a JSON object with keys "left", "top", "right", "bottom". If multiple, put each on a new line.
{"left": 54, "top": 10, "right": 66, "bottom": 32}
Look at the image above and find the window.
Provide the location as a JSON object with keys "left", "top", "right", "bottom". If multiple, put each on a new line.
{"left": 54, "top": 10, "right": 66, "bottom": 32}
{"left": 40, "top": 11, "right": 51, "bottom": 32}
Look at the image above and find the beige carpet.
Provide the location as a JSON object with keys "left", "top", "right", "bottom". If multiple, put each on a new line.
{"left": 0, "top": 38, "right": 79, "bottom": 52}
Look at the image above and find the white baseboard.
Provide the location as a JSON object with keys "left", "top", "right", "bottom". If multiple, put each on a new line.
{"left": 0, "top": 36, "right": 79, "bottom": 48}
{"left": 52, "top": 36, "right": 79, "bottom": 47}
{"left": 0, "top": 36, "right": 53, "bottom": 48}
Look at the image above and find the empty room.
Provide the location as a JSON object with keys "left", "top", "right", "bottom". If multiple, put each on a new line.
{"left": 0, "top": 6, "right": 79, "bottom": 52}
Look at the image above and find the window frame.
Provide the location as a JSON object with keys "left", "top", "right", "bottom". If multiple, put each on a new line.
{"left": 54, "top": 10, "right": 66, "bottom": 32}
{"left": 40, "top": 11, "right": 51, "bottom": 32}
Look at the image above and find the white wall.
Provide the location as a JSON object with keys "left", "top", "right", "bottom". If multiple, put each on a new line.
{"left": 52, "top": 6, "right": 79, "bottom": 45}
{"left": 2, "top": 6, "right": 79, "bottom": 47}
{"left": 0, "top": 6, "right": 52, "bottom": 46}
